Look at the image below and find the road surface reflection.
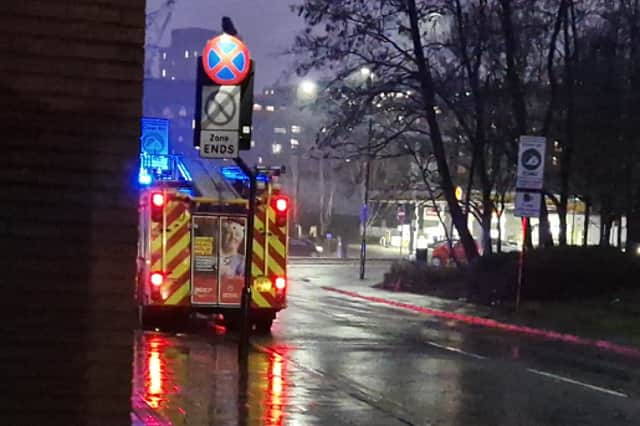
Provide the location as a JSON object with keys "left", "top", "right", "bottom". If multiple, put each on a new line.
{"left": 132, "top": 331, "right": 290, "bottom": 426}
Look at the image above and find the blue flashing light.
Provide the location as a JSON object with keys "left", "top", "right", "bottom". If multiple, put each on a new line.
{"left": 221, "top": 166, "right": 270, "bottom": 183}
{"left": 138, "top": 169, "right": 152, "bottom": 185}
{"left": 221, "top": 166, "right": 249, "bottom": 181}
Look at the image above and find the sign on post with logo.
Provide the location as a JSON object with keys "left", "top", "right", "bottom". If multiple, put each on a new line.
{"left": 140, "top": 117, "right": 170, "bottom": 170}
{"left": 194, "top": 33, "right": 254, "bottom": 158}
{"left": 141, "top": 117, "right": 169, "bottom": 155}
{"left": 516, "top": 136, "right": 546, "bottom": 190}
{"left": 515, "top": 191, "right": 542, "bottom": 217}
{"left": 515, "top": 136, "right": 546, "bottom": 218}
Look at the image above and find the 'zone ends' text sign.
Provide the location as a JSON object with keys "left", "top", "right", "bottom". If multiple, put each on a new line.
{"left": 200, "top": 132, "right": 238, "bottom": 158}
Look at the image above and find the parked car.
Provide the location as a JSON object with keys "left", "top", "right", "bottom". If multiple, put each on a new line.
{"left": 492, "top": 238, "right": 520, "bottom": 253}
{"left": 429, "top": 238, "right": 519, "bottom": 266}
{"left": 429, "top": 239, "right": 482, "bottom": 267}
{"left": 289, "top": 238, "right": 321, "bottom": 257}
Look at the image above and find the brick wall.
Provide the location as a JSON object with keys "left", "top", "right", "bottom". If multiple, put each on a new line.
{"left": 0, "top": 1, "right": 144, "bottom": 424}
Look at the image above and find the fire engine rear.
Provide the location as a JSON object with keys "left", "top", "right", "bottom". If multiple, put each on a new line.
{"left": 136, "top": 153, "right": 289, "bottom": 332}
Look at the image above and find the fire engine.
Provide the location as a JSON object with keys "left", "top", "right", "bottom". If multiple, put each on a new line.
{"left": 136, "top": 152, "right": 289, "bottom": 332}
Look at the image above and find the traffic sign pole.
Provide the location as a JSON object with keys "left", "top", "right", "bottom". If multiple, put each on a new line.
{"left": 516, "top": 217, "right": 527, "bottom": 312}
{"left": 234, "top": 156, "right": 255, "bottom": 358}
{"left": 514, "top": 135, "right": 546, "bottom": 311}
{"left": 194, "top": 20, "right": 257, "bottom": 359}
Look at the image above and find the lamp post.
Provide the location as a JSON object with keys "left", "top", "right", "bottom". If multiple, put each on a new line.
{"left": 293, "top": 79, "right": 318, "bottom": 236}
{"left": 360, "top": 67, "right": 374, "bottom": 280}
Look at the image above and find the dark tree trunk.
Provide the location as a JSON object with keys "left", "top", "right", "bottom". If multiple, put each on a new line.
{"left": 496, "top": 212, "right": 503, "bottom": 253}
{"left": 583, "top": 198, "right": 591, "bottom": 246}
{"left": 601, "top": 210, "right": 614, "bottom": 247}
{"left": 498, "top": 0, "right": 527, "bottom": 135}
{"left": 627, "top": 182, "right": 640, "bottom": 251}
{"left": 406, "top": 0, "right": 478, "bottom": 261}
{"left": 559, "top": 0, "right": 577, "bottom": 247}
{"left": 617, "top": 216, "right": 623, "bottom": 248}
{"left": 558, "top": 203, "right": 568, "bottom": 246}
{"left": 539, "top": 197, "right": 555, "bottom": 247}
{"left": 605, "top": 218, "right": 614, "bottom": 246}
{"left": 482, "top": 200, "right": 493, "bottom": 256}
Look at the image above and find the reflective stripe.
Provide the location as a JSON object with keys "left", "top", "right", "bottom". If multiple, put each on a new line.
{"left": 148, "top": 197, "right": 191, "bottom": 306}
{"left": 166, "top": 282, "right": 190, "bottom": 305}
{"left": 251, "top": 287, "right": 271, "bottom": 308}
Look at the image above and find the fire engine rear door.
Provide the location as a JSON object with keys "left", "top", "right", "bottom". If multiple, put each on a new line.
{"left": 191, "top": 215, "right": 219, "bottom": 305}
{"left": 191, "top": 215, "right": 246, "bottom": 306}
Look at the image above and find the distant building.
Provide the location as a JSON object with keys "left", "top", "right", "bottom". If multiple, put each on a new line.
{"left": 159, "top": 28, "right": 218, "bottom": 81}
{"left": 143, "top": 79, "right": 195, "bottom": 152}
{"left": 245, "top": 84, "right": 314, "bottom": 166}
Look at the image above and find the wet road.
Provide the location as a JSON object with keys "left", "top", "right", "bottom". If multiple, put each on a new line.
{"left": 132, "top": 260, "right": 640, "bottom": 425}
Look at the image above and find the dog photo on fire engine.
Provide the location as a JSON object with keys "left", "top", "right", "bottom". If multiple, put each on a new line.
{"left": 219, "top": 218, "right": 246, "bottom": 279}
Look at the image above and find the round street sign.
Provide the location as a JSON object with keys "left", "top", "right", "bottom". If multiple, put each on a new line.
{"left": 521, "top": 148, "right": 542, "bottom": 171}
{"left": 204, "top": 90, "right": 237, "bottom": 126}
{"left": 202, "top": 34, "right": 251, "bottom": 85}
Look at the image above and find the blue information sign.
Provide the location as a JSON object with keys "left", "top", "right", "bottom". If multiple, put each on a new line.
{"left": 140, "top": 117, "right": 170, "bottom": 171}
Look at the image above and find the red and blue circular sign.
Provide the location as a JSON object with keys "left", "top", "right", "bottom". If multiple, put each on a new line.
{"left": 202, "top": 34, "right": 251, "bottom": 85}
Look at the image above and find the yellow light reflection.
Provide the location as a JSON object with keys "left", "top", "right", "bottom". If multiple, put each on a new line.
{"left": 145, "top": 337, "right": 165, "bottom": 409}
{"left": 266, "top": 353, "right": 286, "bottom": 425}
{"left": 149, "top": 352, "right": 162, "bottom": 395}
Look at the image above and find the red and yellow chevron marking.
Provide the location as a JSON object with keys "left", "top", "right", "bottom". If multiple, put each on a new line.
{"left": 266, "top": 206, "right": 287, "bottom": 278}
{"left": 251, "top": 202, "right": 288, "bottom": 309}
{"left": 150, "top": 196, "right": 191, "bottom": 306}
{"left": 252, "top": 205, "right": 267, "bottom": 279}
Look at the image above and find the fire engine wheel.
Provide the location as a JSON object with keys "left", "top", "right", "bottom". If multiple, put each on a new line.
{"left": 138, "top": 306, "right": 190, "bottom": 331}
{"left": 252, "top": 319, "right": 273, "bottom": 334}
{"left": 138, "top": 306, "right": 157, "bottom": 330}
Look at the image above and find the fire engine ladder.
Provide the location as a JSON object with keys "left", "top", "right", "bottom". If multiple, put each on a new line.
{"left": 180, "top": 157, "right": 241, "bottom": 201}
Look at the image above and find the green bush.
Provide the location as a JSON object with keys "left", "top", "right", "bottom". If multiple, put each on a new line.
{"left": 468, "top": 246, "right": 640, "bottom": 304}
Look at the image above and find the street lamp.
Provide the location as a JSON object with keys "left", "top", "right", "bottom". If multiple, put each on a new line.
{"left": 291, "top": 79, "right": 319, "bottom": 236}
{"left": 360, "top": 67, "right": 374, "bottom": 280}
{"left": 297, "top": 79, "right": 318, "bottom": 102}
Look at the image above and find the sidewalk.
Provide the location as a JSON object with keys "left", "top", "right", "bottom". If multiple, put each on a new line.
{"left": 346, "top": 243, "right": 408, "bottom": 259}
{"left": 292, "top": 243, "right": 407, "bottom": 260}
{"left": 322, "top": 283, "right": 640, "bottom": 358}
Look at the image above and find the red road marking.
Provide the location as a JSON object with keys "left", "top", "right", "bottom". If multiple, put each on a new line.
{"left": 323, "top": 286, "right": 640, "bottom": 359}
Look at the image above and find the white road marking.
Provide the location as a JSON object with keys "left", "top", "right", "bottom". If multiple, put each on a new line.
{"left": 527, "top": 368, "right": 628, "bottom": 398}
{"left": 426, "top": 341, "right": 487, "bottom": 360}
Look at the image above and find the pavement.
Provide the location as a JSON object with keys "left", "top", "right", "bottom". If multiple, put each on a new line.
{"left": 293, "top": 243, "right": 408, "bottom": 261}
{"left": 131, "top": 259, "right": 640, "bottom": 425}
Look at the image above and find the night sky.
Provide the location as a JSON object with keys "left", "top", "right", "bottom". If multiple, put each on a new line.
{"left": 147, "top": 0, "right": 305, "bottom": 89}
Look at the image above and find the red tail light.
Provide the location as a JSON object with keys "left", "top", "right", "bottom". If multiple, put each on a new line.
{"left": 274, "top": 276, "right": 286, "bottom": 290}
{"left": 151, "top": 192, "right": 165, "bottom": 222}
{"left": 274, "top": 197, "right": 288, "bottom": 213}
{"left": 271, "top": 195, "right": 289, "bottom": 227}
{"left": 151, "top": 192, "right": 165, "bottom": 208}
{"left": 150, "top": 272, "right": 164, "bottom": 287}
